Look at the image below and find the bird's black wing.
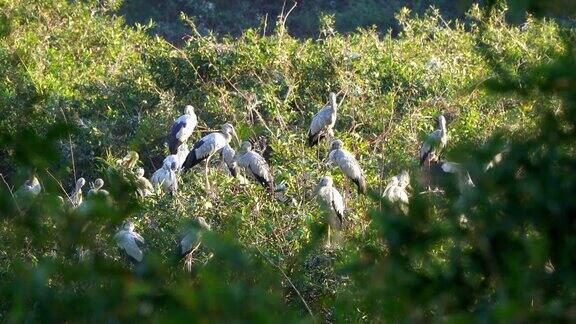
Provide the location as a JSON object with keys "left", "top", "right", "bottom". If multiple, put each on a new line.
{"left": 332, "top": 200, "right": 343, "bottom": 230}
{"left": 182, "top": 138, "right": 206, "bottom": 170}
{"left": 168, "top": 121, "right": 186, "bottom": 154}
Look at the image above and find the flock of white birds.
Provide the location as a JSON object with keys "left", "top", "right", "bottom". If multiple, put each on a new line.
{"left": 12, "top": 91, "right": 470, "bottom": 268}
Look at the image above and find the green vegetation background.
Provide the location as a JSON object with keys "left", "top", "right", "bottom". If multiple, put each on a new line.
{"left": 0, "top": 0, "right": 575, "bottom": 321}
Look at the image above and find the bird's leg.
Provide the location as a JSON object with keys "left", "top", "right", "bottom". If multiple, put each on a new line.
{"left": 204, "top": 155, "right": 212, "bottom": 197}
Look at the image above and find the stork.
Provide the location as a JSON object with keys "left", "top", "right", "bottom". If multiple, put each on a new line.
{"left": 182, "top": 123, "right": 239, "bottom": 193}
{"left": 114, "top": 221, "right": 145, "bottom": 265}
{"left": 69, "top": 177, "right": 86, "bottom": 207}
{"left": 419, "top": 114, "right": 448, "bottom": 166}
{"left": 308, "top": 92, "right": 338, "bottom": 147}
{"left": 235, "top": 141, "right": 274, "bottom": 191}
{"left": 315, "top": 176, "right": 345, "bottom": 246}
{"left": 383, "top": 171, "right": 410, "bottom": 214}
{"left": 17, "top": 176, "right": 42, "bottom": 196}
{"left": 135, "top": 167, "right": 154, "bottom": 197}
{"left": 176, "top": 217, "right": 211, "bottom": 272}
{"left": 327, "top": 139, "right": 366, "bottom": 194}
{"left": 168, "top": 105, "right": 197, "bottom": 154}
{"left": 219, "top": 144, "right": 238, "bottom": 177}
{"left": 151, "top": 155, "right": 178, "bottom": 195}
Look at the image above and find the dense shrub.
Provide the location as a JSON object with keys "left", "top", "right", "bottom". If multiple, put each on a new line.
{"left": 1, "top": 0, "right": 574, "bottom": 321}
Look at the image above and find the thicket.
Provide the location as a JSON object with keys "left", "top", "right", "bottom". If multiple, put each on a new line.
{"left": 1, "top": 0, "right": 575, "bottom": 321}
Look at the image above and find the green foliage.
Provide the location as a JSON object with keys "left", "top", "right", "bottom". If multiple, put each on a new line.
{"left": 1, "top": 0, "right": 575, "bottom": 321}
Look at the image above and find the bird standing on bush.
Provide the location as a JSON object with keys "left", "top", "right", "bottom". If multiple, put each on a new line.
{"left": 151, "top": 155, "right": 179, "bottom": 195}
{"left": 135, "top": 167, "right": 154, "bottom": 197}
{"left": 69, "top": 177, "right": 86, "bottom": 207}
{"left": 308, "top": 92, "right": 338, "bottom": 147}
{"left": 419, "top": 114, "right": 448, "bottom": 166}
{"left": 383, "top": 171, "right": 410, "bottom": 214}
{"left": 115, "top": 221, "right": 145, "bottom": 265}
{"left": 168, "top": 105, "right": 197, "bottom": 155}
{"left": 315, "top": 176, "right": 345, "bottom": 246}
{"left": 176, "top": 216, "right": 211, "bottom": 272}
{"left": 327, "top": 139, "right": 366, "bottom": 194}
{"left": 235, "top": 141, "right": 274, "bottom": 191}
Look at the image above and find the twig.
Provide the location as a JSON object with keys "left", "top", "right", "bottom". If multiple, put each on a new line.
{"left": 45, "top": 168, "right": 72, "bottom": 201}
{"left": 0, "top": 173, "right": 23, "bottom": 214}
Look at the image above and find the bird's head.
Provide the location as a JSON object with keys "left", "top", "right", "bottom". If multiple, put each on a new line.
{"left": 399, "top": 171, "right": 410, "bottom": 188}
{"left": 329, "top": 92, "right": 337, "bottom": 109}
{"left": 197, "top": 216, "right": 211, "bottom": 230}
{"left": 317, "top": 176, "right": 333, "bottom": 187}
{"left": 184, "top": 105, "right": 195, "bottom": 116}
{"left": 123, "top": 220, "right": 135, "bottom": 231}
{"left": 240, "top": 141, "right": 253, "bottom": 152}
{"left": 330, "top": 139, "right": 344, "bottom": 151}
{"left": 93, "top": 178, "right": 104, "bottom": 190}
{"left": 222, "top": 123, "right": 240, "bottom": 145}
{"left": 136, "top": 167, "right": 145, "bottom": 178}
{"left": 163, "top": 155, "right": 178, "bottom": 171}
{"left": 76, "top": 177, "right": 86, "bottom": 190}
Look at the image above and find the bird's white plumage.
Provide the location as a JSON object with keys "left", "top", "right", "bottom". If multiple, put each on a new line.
{"left": 176, "top": 144, "right": 189, "bottom": 170}
{"left": 236, "top": 142, "right": 273, "bottom": 187}
{"left": 219, "top": 144, "right": 237, "bottom": 175}
{"left": 308, "top": 93, "right": 337, "bottom": 141}
{"left": 328, "top": 141, "right": 365, "bottom": 191}
{"left": 419, "top": 115, "right": 448, "bottom": 164}
{"left": 115, "top": 223, "right": 145, "bottom": 263}
{"left": 69, "top": 177, "right": 86, "bottom": 207}
{"left": 193, "top": 132, "right": 229, "bottom": 160}
{"left": 316, "top": 176, "right": 345, "bottom": 230}
{"left": 151, "top": 157, "right": 178, "bottom": 194}
{"left": 135, "top": 168, "right": 154, "bottom": 197}
{"left": 383, "top": 171, "right": 410, "bottom": 212}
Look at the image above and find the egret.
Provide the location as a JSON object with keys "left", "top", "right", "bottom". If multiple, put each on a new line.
{"left": 168, "top": 105, "right": 198, "bottom": 154}
{"left": 69, "top": 177, "right": 86, "bottom": 207}
{"left": 114, "top": 221, "right": 145, "bottom": 265}
{"left": 176, "top": 217, "right": 211, "bottom": 272}
{"left": 383, "top": 171, "right": 410, "bottom": 214}
{"left": 151, "top": 155, "right": 178, "bottom": 195}
{"left": 315, "top": 176, "right": 345, "bottom": 246}
{"left": 87, "top": 178, "right": 110, "bottom": 197}
{"left": 235, "top": 141, "right": 274, "bottom": 190}
{"left": 182, "top": 123, "right": 239, "bottom": 193}
{"left": 135, "top": 167, "right": 154, "bottom": 197}
{"left": 419, "top": 114, "right": 448, "bottom": 166}
{"left": 308, "top": 92, "right": 338, "bottom": 147}
{"left": 327, "top": 139, "right": 366, "bottom": 194}
{"left": 219, "top": 144, "right": 238, "bottom": 177}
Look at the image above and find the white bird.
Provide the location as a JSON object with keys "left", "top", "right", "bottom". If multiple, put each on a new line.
{"left": 14, "top": 175, "right": 42, "bottom": 208}
{"left": 327, "top": 139, "right": 366, "bottom": 194}
{"left": 308, "top": 92, "right": 337, "bottom": 147}
{"left": 383, "top": 171, "right": 410, "bottom": 214}
{"left": 235, "top": 141, "right": 274, "bottom": 190}
{"left": 182, "top": 123, "right": 238, "bottom": 170}
{"left": 176, "top": 217, "right": 211, "bottom": 272}
{"left": 87, "top": 178, "right": 110, "bottom": 197}
{"left": 419, "top": 114, "right": 448, "bottom": 166}
{"left": 439, "top": 161, "right": 475, "bottom": 192}
{"left": 182, "top": 123, "right": 239, "bottom": 193}
{"left": 315, "top": 176, "right": 345, "bottom": 246}
{"left": 135, "top": 167, "right": 154, "bottom": 197}
{"left": 175, "top": 143, "right": 189, "bottom": 171}
{"left": 168, "top": 105, "right": 197, "bottom": 154}
{"left": 114, "top": 221, "right": 145, "bottom": 265}
{"left": 151, "top": 155, "right": 178, "bottom": 194}
{"left": 69, "top": 177, "right": 86, "bottom": 207}
{"left": 219, "top": 144, "right": 238, "bottom": 177}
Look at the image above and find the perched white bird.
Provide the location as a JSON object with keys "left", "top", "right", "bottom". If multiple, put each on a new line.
{"left": 182, "top": 123, "right": 238, "bottom": 171}
{"left": 135, "top": 167, "right": 154, "bottom": 197}
{"left": 176, "top": 217, "right": 211, "bottom": 272}
{"left": 328, "top": 139, "right": 366, "bottom": 194}
{"left": 168, "top": 105, "right": 197, "bottom": 154}
{"left": 315, "top": 176, "right": 345, "bottom": 246}
{"left": 151, "top": 155, "right": 178, "bottom": 194}
{"left": 235, "top": 141, "right": 274, "bottom": 190}
{"left": 87, "top": 178, "right": 110, "bottom": 197}
{"left": 419, "top": 114, "right": 448, "bottom": 165}
{"left": 69, "top": 177, "right": 86, "bottom": 207}
{"left": 14, "top": 175, "right": 42, "bottom": 208}
{"left": 175, "top": 143, "right": 189, "bottom": 171}
{"left": 308, "top": 92, "right": 338, "bottom": 147}
{"left": 114, "top": 221, "right": 145, "bottom": 265}
{"left": 219, "top": 144, "right": 238, "bottom": 177}
{"left": 383, "top": 171, "right": 410, "bottom": 214}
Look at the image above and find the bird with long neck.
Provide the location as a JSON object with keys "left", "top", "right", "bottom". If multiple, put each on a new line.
{"left": 419, "top": 114, "right": 448, "bottom": 166}
{"left": 235, "top": 141, "right": 275, "bottom": 191}
{"left": 308, "top": 92, "right": 338, "bottom": 148}
{"left": 315, "top": 176, "right": 345, "bottom": 247}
